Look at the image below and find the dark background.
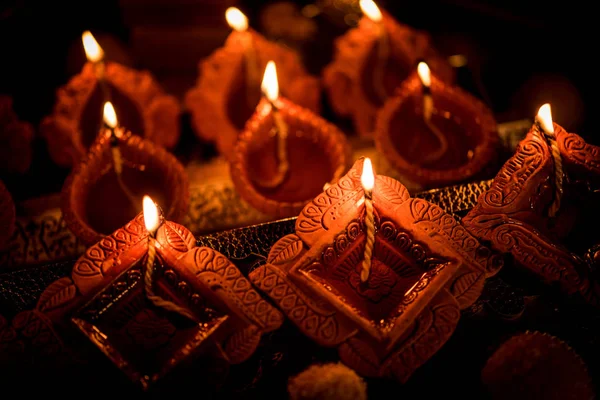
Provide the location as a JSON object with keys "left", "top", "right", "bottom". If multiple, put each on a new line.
{"left": 1, "top": 3, "right": 599, "bottom": 397}
{"left": 0, "top": 0, "right": 596, "bottom": 200}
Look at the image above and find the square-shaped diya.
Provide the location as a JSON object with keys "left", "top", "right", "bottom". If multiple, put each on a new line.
{"left": 72, "top": 258, "right": 230, "bottom": 390}
{"left": 35, "top": 214, "right": 283, "bottom": 390}
{"left": 463, "top": 107, "right": 600, "bottom": 308}
{"left": 250, "top": 159, "right": 503, "bottom": 382}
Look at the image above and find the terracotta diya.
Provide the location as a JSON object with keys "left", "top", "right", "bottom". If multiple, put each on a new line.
{"left": 0, "top": 95, "right": 34, "bottom": 174}
{"left": 37, "top": 198, "right": 283, "bottom": 389}
{"left": 0, "top": 180, "right": 16, "bottom": 250}
{"left": 463, "top": 104, "right": 600, "bottom": 307}
{"left": 249, "top": 158, "right": 503, "bottom": 382}
{"left": 184, "top": 7, "right": 321, "bottom": 160}
{"left": 375, "top": 62, "right": 499, "bottom": 189}
{"left": 61, "top": 102, "right": 189, "bottom": 246}
{"left": 40, "top": 31, "right": 181, "bottom": 168}
{"left": 322, "top": 0, "right": 454, "bottom": 138}
{"left": 230, "top": 61, "right": 351, "bottom": 219}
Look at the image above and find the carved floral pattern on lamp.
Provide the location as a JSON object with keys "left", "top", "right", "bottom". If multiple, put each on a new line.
{"left": 40, "top": 32, "right": 181, "bottom": 168}
{"left": 185, "top": 7, "right": 321, "bottom": 160}
{"left": 463, "top": 104, "right": 600, "bottom": 307}
{"left": 375, "top": 65, "right": 499, "bottom": 190}
{"left": 249, "top": 158, "right": 502, "bottom": 382}
{"left": 34, "top": 206, "right": 283, "bottom": 389}
{"left": 322, "top": 0, "right": 454, "bottom": 138}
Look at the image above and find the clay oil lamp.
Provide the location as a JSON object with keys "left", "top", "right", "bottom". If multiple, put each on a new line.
{"left": 0, "top": 180, "right": 16, "bottom": 250}
{"left": 0, "top": 95, "right": 34, "bottom": 175}
{"left": 184, "top": 7, "right": 321, "bottom": 160}
{"left": 463, "top": 103, "right": 600, "bottom": 308}
{"left": 375, "top": 62, "right": 499, "bottom": 190}
{"left": 41, "top": 31, "right": 181, "bottom": 167}
{"left": 61, "top": 102, "right": 189, "bottom": 246}
{"left": 249, "top": 158, "right": 503, "bottom": 382}
{"left": 322, "top": 0, "right": 454, "bottom": 138}
{"left": 36, "top": 196, "right": 283, "bottom": 389}
{"left": 230, "top": 61, "right": 352, "bottom": 219}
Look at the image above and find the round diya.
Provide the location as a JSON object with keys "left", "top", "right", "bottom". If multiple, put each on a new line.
{"left": 375, "top": 70, "right": 499, "bottom": 189}
{"left": 184, "top": 30, "right": 321, "bottom": 161}
{"left": 40, "top": 62, "right": 181, "bottom": 168}
{"left": 322, "top": 9, "right": 454, "bottom": 138}
{"left": 61, "top": 128, "right": 189, "bottom": 245}
{"left": 481, "top": 331, "right": 594, "bottom": 400}
{"left": 0, "top": 95, "right": 34, "bottom": 175}
{"left": 0, "top": 180, "right": 16, "bottom": 250}
{"left": 230, "top": 97, "right": 351, "bottom": 218}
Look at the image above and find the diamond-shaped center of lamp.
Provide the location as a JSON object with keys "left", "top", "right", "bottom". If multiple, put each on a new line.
{"left": 302, "top": 219, "right": 447, "bottom": 337}
{"left": 72, "top": 258, "right": 229, "bottom": 389}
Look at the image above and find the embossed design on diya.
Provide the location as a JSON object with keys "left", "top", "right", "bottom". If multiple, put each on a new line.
{"left": 0, "top": 180, "right": 16, "bottom": 251}
{"left": 185, "top": 30, "right": 320, "bottom": 160}
{"left": 250, "top": 159, "right": 501, "bottom": 382}
{"left": 40, "top": 62, "right": 181, "bottom": 167}
{"left": 463, "top": 114, "right": 600, "bottom": 307}
{"left": 375, "top": 70, "right": 499, "bottom": 189}
{"left": 61, "top": 128, "right": 189, "bottom": 246}
{"left": 124, "top": 309, "right": 177, "bottom": 350}
{"left": 33, "top": 214, "right": 283, "bottom": 389}
{"left": 230, "top": 97, "right": 352, "bottom": 219}
{"left": 322, "top": 7, "right": 453, "bottom": 138}
{"left": 0, "top": 95, "right": 34, "bottom": 174}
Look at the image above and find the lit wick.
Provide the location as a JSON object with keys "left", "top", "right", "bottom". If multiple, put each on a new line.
{"left": 360, "top": 0, "right": 389, "bottom": 104}
{"left": 360, "top": 158, "right": 376, "bottom": 283}
{"left": 535, "top": 103, "right": 563, "bottom": 217}
{"left": 82, "top": 31, "right": 110, "bottom": 102}
{"left": 103, "top": 102, "right": 137, "bottom": 208}
{"left": 143, "top": 196, "right": 198, "bottom": 322}
{"left": 417, "top": 62, "right": 448, "bottom": 163}
{"left": 254, "top": 61, "right": 289, "bottom": 189}
{"left": 103, "top": 102, "right": 123, "bottom": 174}
{"left": 226, "top": 7, "right": 260, "bottom": 109}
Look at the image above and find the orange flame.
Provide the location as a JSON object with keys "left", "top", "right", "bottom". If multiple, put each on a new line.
{"left": 261, "top": 61, "right": 279, "bottom": 102}
{"left": 537, "top": 103, "right": 555, "bottom": 135}
{"left": 103, "top": 102, "right": 118, "bottom": 128}
{"left": 360, "top": 0, "right": 382, "bottom": 22}
{"left": 361, "top": 158, "right": 375, "bottom": 191}
{"left": 82, "top": 31, "right": 104, "bottom": 63}
{"left": 226, "top": 7, "right": 248, "bottom": 32}
{"left": 417, "top": 62, "right": 431, "bottom": 88}
{"left": 143, "top": 195, "right": 160, "bottom": 233}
